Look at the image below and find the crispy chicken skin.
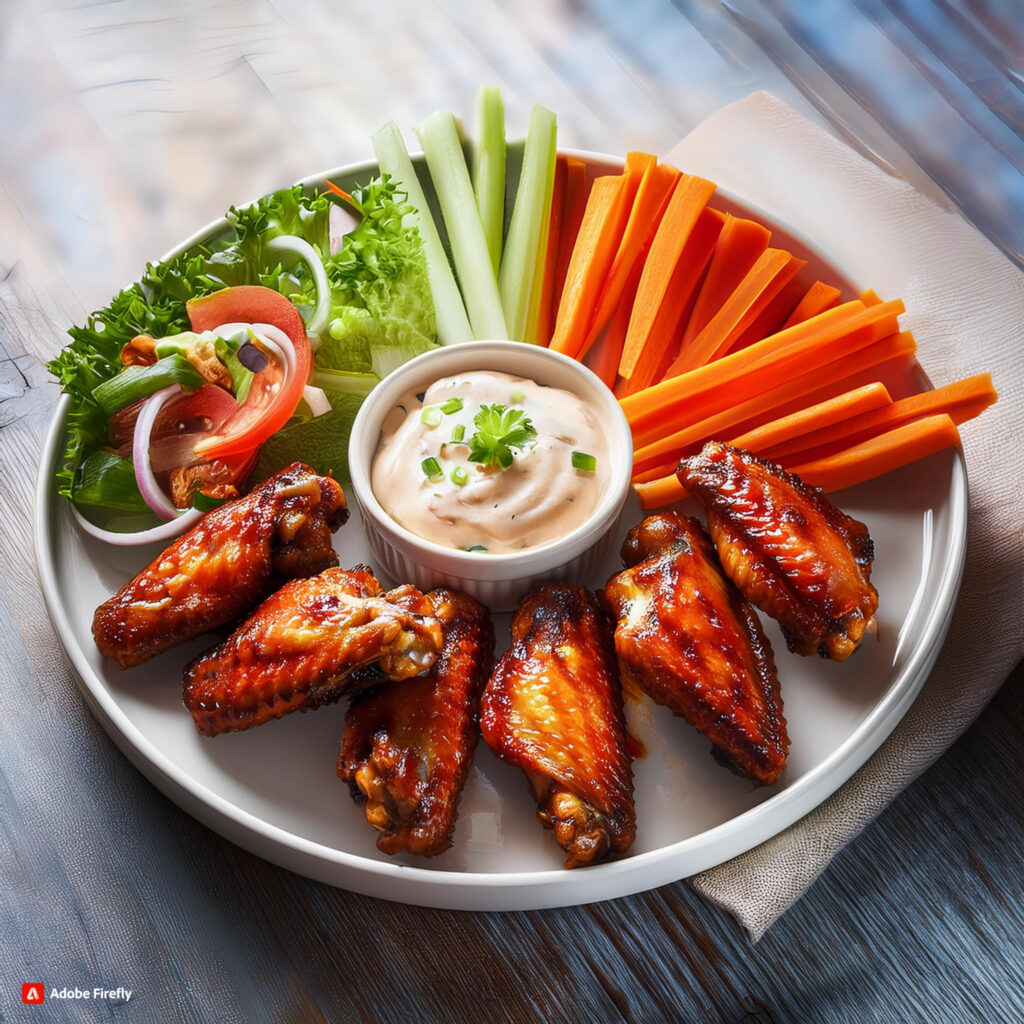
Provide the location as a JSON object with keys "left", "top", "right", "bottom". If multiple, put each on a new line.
{"left": 182, "top": 568, "right": 443, "bottom": 736}
{"left": 679, "top": 441, "right": 878, "bottom": 660}
{"left": 480, "top": 583, "right": 635, "bottom": 868}
{"left": 338, "top": 589, "right": 495, "bottom": 857}
{"left": 600, "top": 512, "right": 789, "bottom": 786}
{"left": 92, "top": 462, "right": 348, "bottom": 668}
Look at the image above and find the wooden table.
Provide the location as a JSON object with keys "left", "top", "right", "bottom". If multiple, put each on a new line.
{"left": 3, "top": 2, "right": 1022, "bottom": 1020}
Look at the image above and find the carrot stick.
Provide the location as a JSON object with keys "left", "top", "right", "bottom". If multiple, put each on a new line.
{"left": 536, "top": 155, "right": 568, "bottom": 346}
{"left": 788, "top": 414, "right": 961, "bottom": 493}
{"left": 617, "top": 174, "right": 718, "bottom": 380}
{"left": 728, "top": 382, "right": 892, "bottom": 453}
{"left": 634, "top": 474, "right": 689, "bottom": 510}
{"left": 763, "top": 373, "right": 998, "bottom": 462}
{"left": 586, "top": 257, "right": 643, "bottom": 389}
{"left": 550, "top": 154, "right": 650, "bottom": 357}
{"left": 859, "top": 288, "right": 883, "bottom": 306}
{"left": 730, "top": 276, "right": 807, "bottom": 351}
{"left": 617, "top": 206, "right": 726, "bottom": 395}
{"left": 782, "top": 280, "right": 843, "bottom": 329}
{"left": 666, "top": 249, "right": 805, "bottom": 374}
{"left": 578, "top": 161, "right": 679, "bottom": 358}
{"left": 622, "top": 299, "right": 904, "bottom": 449}
{"left": 630, "top": 330, "right": 916, "bottom": 480}
{"left": 679, "top": 215, "right": 771, "bottom": 350}
{"left": 325, "top": 179, "right": 356, "bottom": 204}
{"left": 553, "top": 158, "right": 589, "bottom": 316}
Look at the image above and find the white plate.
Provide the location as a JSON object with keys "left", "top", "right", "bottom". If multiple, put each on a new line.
{"left": 35, "top": 153, "right": 968, "bottom": 910}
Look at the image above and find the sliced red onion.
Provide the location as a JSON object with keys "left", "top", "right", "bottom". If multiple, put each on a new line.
{"left": 134, "top": 385, "right": 186, "bottom": 520}
{"left": 265, "top": 234, "right": 330, "bottom": 343}
{"left": 301, "top": 384, "right": 332, "bottom": 418}
{"left": 72, "top": 504, "right": 202, "bottom": 546}
{"left": 329, "top": 202, "right": 361, "bottom": 254}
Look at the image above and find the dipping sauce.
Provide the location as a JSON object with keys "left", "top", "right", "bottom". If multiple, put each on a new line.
{"left": 371, "top": 371, "right": 608, "bottom": 553}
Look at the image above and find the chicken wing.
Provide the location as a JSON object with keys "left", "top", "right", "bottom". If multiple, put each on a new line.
{"left": 600, "top": 512, "right": 788, "bottom": 786}
{"left": 480, "top": 583, "right": 635, "bottom": 868}
{"left": 183, "top": 567, "right": 443, "bottom": 736}
{"left": 679, "top": 441, "right": 878, "bottom": 660}
{"left": 93, "top": 462, "right": 348, "bottom": 668}
{"left": 338, "top": 589, "right": 495, "bottom": 857}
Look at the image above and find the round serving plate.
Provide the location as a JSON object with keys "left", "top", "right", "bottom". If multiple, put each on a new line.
{"left": 35, "top": 151, "right": 968, "bottom": 910}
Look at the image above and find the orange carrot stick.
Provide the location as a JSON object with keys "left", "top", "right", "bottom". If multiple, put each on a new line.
{"left": 679, "top": 215, "right": 771, "bottom": 350}
{"left": 859, "top": 288, "right": 883, "bottom": 306}
{"left": 618, "top": 206, "right": 726, "bottom": 395}
{"left": 586, "top": 257, "right": 643, "bottom": 389}
{"left": 728, "top": 383, "right": 892, "bottom": 453}
{"left": 763, "top": 373, "right": 998, "bottom": 462}
{"left": 553, "top": 158, "right": 589, "bottom": 314}
{"left": 634, "top": 474, "right": 689, "bottom": 510}
{"left": 788, "top": 414, "right": 961, "bottom": 493}
{"left": 630, "top": 330, "right": 917, "bottom": 481}
{"left": 783, "top": 280, "right": 843, "bottom": 328}
{"left": 666, "top": 249, "right": 805, "bottom": 374}
{"left": 536, "top": 155, "right": 568, "bottom": 346}
{"left": 579, "top": 161, "right": 679, "bottom": 358}
{"left": 622, "top": 299, "right": 904, "bottom": 449}
{"left": 550, "top": 154, "right": 650, "bottom": 357}
{"left": 617, "top": 174, "right": 718, "bottom": 380}
{"left": 630, "top": 330, "right": 915, "bottom": 479}
{"left": 730, "top": 276, "right": 807, "bottom": 351}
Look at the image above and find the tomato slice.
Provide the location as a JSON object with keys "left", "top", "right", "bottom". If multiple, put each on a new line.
{"left": 186, "top": 285, "right": 313, "bottom": 458}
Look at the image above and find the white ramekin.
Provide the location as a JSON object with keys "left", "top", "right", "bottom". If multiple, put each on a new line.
{"left": 347, "top": 341, "right": 633, "bottom": 611}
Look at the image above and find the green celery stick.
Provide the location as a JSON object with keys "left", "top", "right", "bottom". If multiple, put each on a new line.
{"left": 473, "top": 85, "right": 506, "bottom": 275}
{"left": 373, "top": 121, "right": 473, "bottom": 346}
{"left": 498, "top": 104, "right": 557, "bottom": 343}
{"left": 415, "top": 109, "right": 508, "bottom": 341}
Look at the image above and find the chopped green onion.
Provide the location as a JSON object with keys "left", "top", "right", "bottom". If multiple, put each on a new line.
{"left": 192, "top": 491, "right": 228, "bottom": 512}
{"left": 93, "top": 354, "right": 205, "bottom": 417}
{"left": 440, "top": 397, "right": 464, "bottom": 415}
{"left": 450, "top": 423, "right": 466, "bottom": 443}
{"left": 72, "top": 451, "right": 148, "bottom": 513}
{"left": 509, "top": 388, "right": 526, "bottom": 404}
{"left": 572, "top": 451, "right": 597, "bottom": 472}
{"left": 420, "top": 406, "right": 443, "bottom": 428}
{"left": 451, "top": 466, "right": 469, "bottom": 487}
{"left": 421, "top": 457, "right": 444, "bottom": 481}
{"left": 463, "top": 544, "right": 488, "bottom": 553}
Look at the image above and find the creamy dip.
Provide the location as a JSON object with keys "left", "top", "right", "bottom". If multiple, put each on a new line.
{"left": 371, "top": 371, "right": 608, "bottom": 553}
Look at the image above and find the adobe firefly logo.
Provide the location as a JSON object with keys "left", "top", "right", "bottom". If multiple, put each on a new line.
{"left": 22, "top": 983, "right": 45, "bottom": 1004}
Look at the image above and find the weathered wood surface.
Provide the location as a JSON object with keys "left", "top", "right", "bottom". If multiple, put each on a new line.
{"left": 2, "top": 1, "right": 1023, "bottom": 1021}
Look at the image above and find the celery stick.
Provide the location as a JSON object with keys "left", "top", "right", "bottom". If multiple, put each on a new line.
{"left": 415, "top": 110, "right": 508, "bottom": 341}
{"left": 372, "top": 121, "right": 473, "bottom": 346}
{"left": 499, "top": 104, "right": 557, "bottom": 343}
{"left": 524, "top": 131, "right": 559, "bottom": 344}
{"left": 473, "top": 85, "right": 506, "bottom": 276}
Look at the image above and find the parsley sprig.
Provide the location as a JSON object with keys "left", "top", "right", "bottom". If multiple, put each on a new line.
{"left": 467, "top": 404, "right": 536, "bottom": 470}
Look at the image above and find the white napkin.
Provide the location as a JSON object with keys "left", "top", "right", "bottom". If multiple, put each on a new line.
{"left": 663, "top": 92, "right": 1024, "bottom": 940}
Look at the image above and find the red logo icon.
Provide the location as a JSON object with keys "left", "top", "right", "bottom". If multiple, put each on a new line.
{"left": 22, "top": 983, "right": 45, "bottom": 1004}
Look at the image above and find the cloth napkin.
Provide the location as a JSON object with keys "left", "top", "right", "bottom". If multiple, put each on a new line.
{"left": 667, "top": 92, "right": 1024, "bottom": 940}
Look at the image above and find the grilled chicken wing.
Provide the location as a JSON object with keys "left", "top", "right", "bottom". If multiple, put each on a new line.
{"left": 679, "top": 441, "right": 878, "bottom": 660}
{"left": 600, "top": 512, "right": 788, "bottom": 785}
{"left": 183, "top": 567, "right": 443, "bottom": 736}
{"left": 480, "top": 583, "right": 635, "bottom": 868}
{"left": 93, "top": 462, "right": 348, "bottom": 668}
{"left": 338, "top": 589, "right": 495, "bottom": 857}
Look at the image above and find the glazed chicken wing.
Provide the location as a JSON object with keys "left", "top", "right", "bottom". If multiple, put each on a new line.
{"left": 679, "top": 441, "right": 878, "bottom": 660}
{"left": 600, "top": 512, "right": 788, "bottom": 786}
{"left": 480, "top": 583, "right": 635, "bottom": 868}
{"left": 93, "top": 462, "right": 348, "bottom": 668}
{"left": 183, "top": 567, "right": 443, "bottom": 736}
{"left": 338, "top": 589, "right": 495, "bottom": 857}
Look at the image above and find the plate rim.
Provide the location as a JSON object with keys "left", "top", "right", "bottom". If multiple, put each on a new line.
{"left": 33, "top": 150, "right": 970, "bottom": 909}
